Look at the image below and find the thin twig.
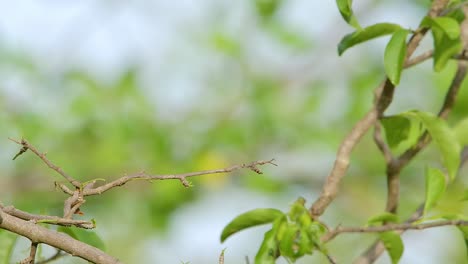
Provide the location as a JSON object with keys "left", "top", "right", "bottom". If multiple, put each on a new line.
{"left": 0, "top": 210, "right": 122, "bottom": 264}
{"left": 353, "top": 204, "right": 424, "bottom": 264}
{"left": 19, "top": 242, "right": 38, "bottom": 264}
{"left": 219, "top": 248, "right": 226, "bottom": 264}
{"left": 63, "top": 191, "right": 83, "bottom": 219}
{"left": 308, "top": 1, "right": 435, "bottom": 217}
{"left": 325, "top": 253, "right": 338, "bottom": 264}
{"left": 83, "top": 159, "right": 277, "bottom": 196}
{"left": 359, "top": 60, "right": 466, "bottom": 263}
{"left": 0, "top": 204, "right": 94, "bottom": 229}
{"left": 9, "top": 138, "right": 81, "bottom": 188}
{"left": 373, "top": 122, "right": 393, "bottom": 163}
{"left": 323, "top": 220, "right": 468, "bottom": 242}
{"left": 404, "top": 50, "right": 434, "bottom": 68}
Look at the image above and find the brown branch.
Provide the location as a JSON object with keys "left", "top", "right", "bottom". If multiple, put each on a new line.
{"left": 359, "top": 60, "right": 466, "bottom": 263}
{"left": 402, "top": 49, "right": 468, "bottom": 68}
{"left": 323, "top": 219, "right": 468, "bottom": 243}
{"left": 19, "top": 242, "right": 38, "bottom": 264}
{"left": 0, "top": 204, "right": 94, "bottom": 229}
{"left": 386, "top": 0, "right": 460, "bottom": 214}
{"left": 373, "top": 122, "right": 393, "bottom": 164}
{"left": 404, "top": 50, "right": 434, "bottom": 68}
{"left": 353, "top": 204, "right": 423, "bottom": 264}
{"left": 63, "top": 190, "right": 83, "bottom": 218}
{"left": 82, "top": 159, "right": 277, "bottom": 196}
{"left": 9, "top": 138, "right": 81, "bottom": 188}
{"left": 355, "top": 146, "right": 468, "bottom": 263}
{"left": 0, "top": 210, "right": 122, "bottom": 264}
{"left": 342, "top": 1, "right": 454, "bottom": 262}
{"left": 308, "top": 0, "right": 438, "bottom": 217}
{"left": 55, "top": 182, "right": 74, "bottom": 196}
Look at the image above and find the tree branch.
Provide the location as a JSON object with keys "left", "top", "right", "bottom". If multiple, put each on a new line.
{"left": 323, "top": 219, "right": 468, "bottom": 242}
{"left": 0, "top": 204, "right": 94, "bottom": 229}
{"left": 308, "top": 0, "right": 441, "bottom": 217}
{"left": 19, "top": 242, "right": 38, "bottom": 264}
{"left": 9, "top": 138, "right": 81, "bottom": 188}
{"left": 83, "top": 159, "right": 277, "bottom": 196}
{"left": 0, "top": 209, "right": 122, "bottom": 264}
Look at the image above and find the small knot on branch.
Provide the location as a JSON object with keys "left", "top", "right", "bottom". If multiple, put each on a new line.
{"left": 11, "top": 138, "right": 29, "bottom": 160}
{"left": 246, "top": 159, "right": 277, "bottom": 174}
{"left": 179, "top": 177, "right": 191, "bottom": 187}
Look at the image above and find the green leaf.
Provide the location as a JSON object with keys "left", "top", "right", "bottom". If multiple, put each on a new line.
{"left": 380, "top": 231, "right": 404, "bottom": 264}
{"left": 454, "top": 117, "right": 468, "bottom": 146}
{"left": 57, "top": 226, "right": 106, "bottom": 251}
{"left": 433, "top": 30, "right": 462, "bottom": 71}
{"left": 457, "top": 226, "right": 468, "bottom": 259}
{"left": 220, "top": 208, "right": 285, "bottom": 242}
{"left": 424, "top": 167, "right": 447, "bottom": 214}
{"left": 384, "top": 29, "right": 409, "bottom": 85}
{"left": 430, "top": 17, "right": 461, "bottom": 40}
{"left": 460, "top": 189, "right": 468, "bottom": 201}
{"left": 279, "top": 224, "right": 313, "bottom": 261}
{"left": 210, "top": 32, "right": 242, "bottom": 58}
{"left": 255, "top": 228, "right": 279, "bottom": 264}
{"left": 380, "top": 115, "right": 423, "bottom": 154}
{"left": 367, "top": 212, "right": 399, "bottom": 226}
{"left": 422, "top": 17, "right": 462, "bottom": 71}
{"left": 0, "top": 230, "right": 16, "bottom": 263}
{"left": 338, "top": 23, "right": 402, "bottom": 55}
{"left": 288, "top": 197, "right": 307, "bottom": 221}
{"left": 255, "top": 0, "right": 282, "bottom": 20}
{"left": 405, "top": 111, "right": 461, "bottom": 180}
{"left": 336, "top": 0, "right": 361, "bottom": 29}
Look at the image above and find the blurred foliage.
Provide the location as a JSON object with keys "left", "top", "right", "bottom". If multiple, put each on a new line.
{"left": 0, "top": 0, "right": 467, "bottom": 263}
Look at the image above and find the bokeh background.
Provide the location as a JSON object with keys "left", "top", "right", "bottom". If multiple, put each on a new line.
{"left": 0, "top": 0, "right": 467, "bottom": 263}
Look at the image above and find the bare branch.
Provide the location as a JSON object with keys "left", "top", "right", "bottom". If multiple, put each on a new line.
{"left": 309, "top": 8, "right": 436, "bottom": 217}
{"left": 323, "top": 219, "right": 468, "bottom": 243}
{"left": 0, "top": 204, "right": 94, "bottom": 229}
{"left": 55, "top": 182, "right": 74, "bottom": 196}
{"left": 373, "top": 122, "right": 393, "bottom": 164}
{"left": 9, "top": 138, "right": 81, "bottom": 188}
{"left": 19, "top": 242, "right": 38, "bottom": 264}
{"left": 83, "top": 159, "right": 277, "bottom": 196}
{"left": 0, "top": 210, "right": 122, "bottom": 264}
{"left": 404, "top": 50, "right": 434, "bottom": 68}
{"left": 353, "top": 204, "right": 424, "bottom": 264}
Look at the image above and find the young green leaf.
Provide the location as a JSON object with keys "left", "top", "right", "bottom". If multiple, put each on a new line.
{"left": 433, "top": 28, "right": 462, "bottom": 71}
{"left": 454, "top": 117, "right": 468, "bottom": 146}
{"left": 431, "top": 17, "right": 461, "bottom": 40}
{"left": 457, "top": 226, "right": 468, "bottom": 258}
{"left": 57, "top": 226, "right": 106, "bottom": 251}
{"left": 422, "top": 16, "right": 462, "bottom": 71}
{"left": 255, "top": 229, "right": 279, "bottom": 264}
{"left": 380, "top": 231, "right": 404, "bottom": 264}
{"left": 338, "top": 23, "right": 402, "bottom": 55}
{"left": 220, "top": 208, "right": 284, "bottom": 242}
{"left": 279, "top": 224, "right": 301, "bottom": 259}
{"left": 367, "top": 212, "right": 399, "bottom": 226}
{"left": 336, "top": 0, "right": 361, "bottom": 29}
{"left": 279, "top": 224, "right": 313, "bottom": 261}
{"left": 424, "top": 167, "right": 447, "bottom": 214}
{"left": 460, "top": 189, "right": 468, "bottom": 202}
{"left": 406, "top": 111, "right": 461, "bottom": 180}
{"left": 384, "top": 29, "right": 409, "bottom": 85}
{"left": 380, "top": 115, "right": 423, "bottom": 154}
{"left": 0, "top": 230, "right": 16, "bottom": 264}
{"left": 255, "top": 0, "right": 282, "bottom": 20}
